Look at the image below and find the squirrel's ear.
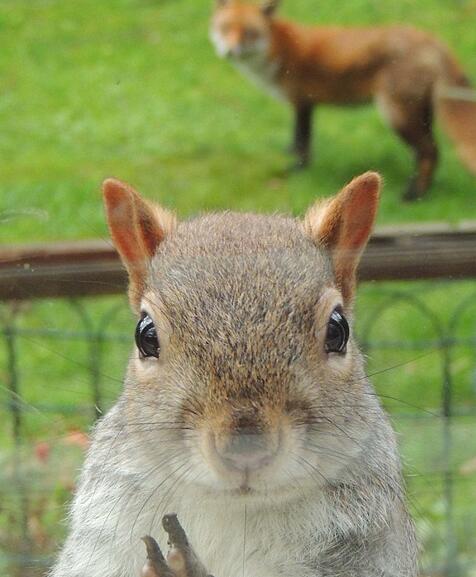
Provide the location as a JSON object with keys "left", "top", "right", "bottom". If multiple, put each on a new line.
{"left": 261, "top": 0, "right": 280, "bottom": 16}
{"left": 102, "top": 178, "right": 176, "bottom": 311}
{"left": 303, "top": 172, "right": 381, "bottom": 304}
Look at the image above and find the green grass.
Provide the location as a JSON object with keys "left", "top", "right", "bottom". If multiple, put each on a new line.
{"left": 1, "top": 0, "right": 476, "bottom": 245}
{"left": 1, "top": 0, "right": 476, "bottom": 575}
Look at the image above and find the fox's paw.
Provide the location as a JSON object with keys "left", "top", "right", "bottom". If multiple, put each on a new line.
{"left": 402, "top": 176, "right": 427, "bottom": 202}
{"left": 141, "top": 514, "right": 213, "bottom": 577}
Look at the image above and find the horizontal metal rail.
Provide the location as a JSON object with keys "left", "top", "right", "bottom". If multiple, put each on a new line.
{"left": 1, "top": 222, "right": 476, "bottom": 300}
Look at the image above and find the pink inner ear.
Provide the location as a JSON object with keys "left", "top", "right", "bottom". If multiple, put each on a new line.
{"left": 102, "top": 179, "right": 144, "bottom": 267}
{"left": 341, "top": 172, "right": 380, "bottom": 250}
{"left": 344, "top": 204, "right": 376, "bottom": 249}
{"left": 113, "top": 226, "right": 143, "bottom": 266}
{"left": 319, "top": 172, "right": 380, "bottom": 303}
{"left": 134, "top": 201, "right": 166, "bottom": 259}
{"left": 102, "top": 178, "right": 175, "bottom": 311}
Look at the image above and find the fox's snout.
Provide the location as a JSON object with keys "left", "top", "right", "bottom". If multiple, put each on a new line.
{"left": 212, "top": 28, "right": 249, "bottom": 59}
{"left": 219, "top": 31, "right": 245, "bottom": 58}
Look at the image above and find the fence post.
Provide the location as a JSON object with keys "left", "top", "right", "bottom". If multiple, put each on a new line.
{"left": 2, "top": 303, "right": 32, "bottom": 569}
{"left": 441, "top": 334, "right": 457, "bottom": 577}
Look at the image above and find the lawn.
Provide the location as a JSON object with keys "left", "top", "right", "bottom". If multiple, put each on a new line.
{"left": 0, "top": 0, "right": 476, "bottom": 575}
{"left": 1, "top": 0, "right": 476, "bottom": 245}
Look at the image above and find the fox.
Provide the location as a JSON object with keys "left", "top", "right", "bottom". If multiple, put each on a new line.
{"left": 210, "top": 0, "right": 476, "bottom": 200}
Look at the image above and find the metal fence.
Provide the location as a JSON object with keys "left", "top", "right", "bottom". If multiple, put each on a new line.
{"left": 1, "top": 230, "right": 475, "bottom": 577}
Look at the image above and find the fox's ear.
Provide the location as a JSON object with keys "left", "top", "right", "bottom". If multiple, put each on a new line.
{"left": 303, "top": 172, "right": 381, "bottom": 305}
{"left": 261, "top": 0, "right": 280, "bottom": 16}
{"left": 102, "top": 178, "right": 176, "bottom": 312}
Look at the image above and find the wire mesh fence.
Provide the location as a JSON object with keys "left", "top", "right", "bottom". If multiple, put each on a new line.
{"left": 1, "top": 278, "right": 475, "bottom": 577}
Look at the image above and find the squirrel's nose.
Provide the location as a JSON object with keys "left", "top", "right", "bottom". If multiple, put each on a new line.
{"left": 215, "top": 432, "right": 276, "bottom": 472}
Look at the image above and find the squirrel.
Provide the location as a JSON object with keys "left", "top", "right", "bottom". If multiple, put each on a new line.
{"left": 50, "top": 172, "right": 418, "bottom": 577}
{"left": 210, "top": 0, "right": 476, "bottom": 200}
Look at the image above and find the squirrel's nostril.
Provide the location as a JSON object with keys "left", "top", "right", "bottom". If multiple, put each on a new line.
{"left": 214, "top": 433, "right": 277, "bottom": 472}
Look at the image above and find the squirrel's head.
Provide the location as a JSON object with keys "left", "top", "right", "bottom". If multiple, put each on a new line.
{"left": 103, "top": 173, "right": 381, "bottom": 502}
{"left": 210, "top": 0, "right": 279, "bottom": 59}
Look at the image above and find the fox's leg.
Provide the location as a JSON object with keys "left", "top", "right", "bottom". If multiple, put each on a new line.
{"left": 396, "top": 109, "right": 438, "bottom": 202}
{"left": 291, "top": 102, "right": 314, "bottom": 168}
{"left": 142, "top": 515, "right": 213, "bottom": 577}
{"left": 377, "top": 90, "right": 438, "bottom": 200}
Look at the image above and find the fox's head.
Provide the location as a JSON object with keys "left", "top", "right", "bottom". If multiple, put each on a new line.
{"left": 210, "top": 0, "right": 280, "bottom": 59}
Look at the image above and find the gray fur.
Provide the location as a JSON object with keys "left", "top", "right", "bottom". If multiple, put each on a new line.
{"left": 51, "top": 209, "right": 418, "bottom": 577}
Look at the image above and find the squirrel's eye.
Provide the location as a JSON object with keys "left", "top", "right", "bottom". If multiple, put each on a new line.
{"left": 325, "top": 307, "right": 349, "bottom": 354}
{"left": 135, "top": 314, "right": 160, "bottom": 359}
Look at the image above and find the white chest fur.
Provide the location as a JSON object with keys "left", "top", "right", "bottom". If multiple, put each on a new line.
{"left": 232, "top": 55, "right": 284, "bottom": 101}
{"left": 92, "top": 486, "right": 326, "bottom": 577}
{"left": 70, "top": 486, "right": 322, "bottom": 577}
{"left": 160, "top": 494, "right": 322, "bottom": 577}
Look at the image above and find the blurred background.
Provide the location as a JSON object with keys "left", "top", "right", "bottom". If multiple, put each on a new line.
{"left": 0, "top": 0, "right": 475, "bottom": 575}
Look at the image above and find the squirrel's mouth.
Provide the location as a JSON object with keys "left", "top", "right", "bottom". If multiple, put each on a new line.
{"left": 196, "top": 424, "right": 303, "bottom": 496}
{"left": 235, "top": 482, "right": 253, "bottom": 496}
{"left": 192, "top": 462, "right": 286, "bottom": 498}
{"left": 201, "top": 476, "right": 314, "bottom": 505}
{"left": 216, "top": 468, "right": 273, "bottom": 495}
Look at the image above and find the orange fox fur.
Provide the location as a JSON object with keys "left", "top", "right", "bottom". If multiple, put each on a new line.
{"left": 211, "top": 0, "right": 476, "bottom": 200}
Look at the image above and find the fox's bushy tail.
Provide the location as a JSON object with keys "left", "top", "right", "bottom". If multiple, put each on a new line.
{"left": 436, "top": 58, "right": 476, "bottom": 174}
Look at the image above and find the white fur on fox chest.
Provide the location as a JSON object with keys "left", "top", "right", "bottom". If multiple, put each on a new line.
{"left": 232, "top": 55, "right": 285, "bottom": 101}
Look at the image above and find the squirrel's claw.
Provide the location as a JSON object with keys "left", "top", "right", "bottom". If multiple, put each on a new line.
{"left": 141, "top": 515, "right": 214, "bottom": 577}
{"left": 141, "top": 535, "right": 176, "bottom": 577}
{"left": 162, "top": 514, "right": 190, "bottom": 548}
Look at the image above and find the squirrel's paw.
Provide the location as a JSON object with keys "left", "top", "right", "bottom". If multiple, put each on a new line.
{"left": 141, "top": 514, "right": 213, "bottom": 577}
